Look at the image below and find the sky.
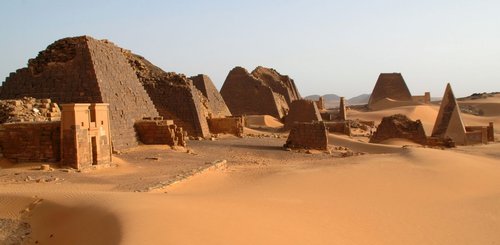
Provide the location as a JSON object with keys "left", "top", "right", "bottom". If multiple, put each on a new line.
{"left": 1, "top": 0, "right": 499, "bottom": 98}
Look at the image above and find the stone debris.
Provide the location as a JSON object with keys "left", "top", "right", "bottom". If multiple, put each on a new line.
{"left": 0, "top": 97, "right": 60, "bottom": 123}
{"left": 370, "top": 114, "right": 427, "bottom": 145}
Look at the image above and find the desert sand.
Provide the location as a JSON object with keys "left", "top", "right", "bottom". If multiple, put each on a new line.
{"left": 1, "top": 98, "right": 499, "bottom": 245}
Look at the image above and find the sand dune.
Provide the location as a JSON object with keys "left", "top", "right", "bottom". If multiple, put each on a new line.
{"left": 244, "top": 115, "right": 283, "bottom": 128}
{"left": 2, "top": 145, "right": 499, "bottom": 245}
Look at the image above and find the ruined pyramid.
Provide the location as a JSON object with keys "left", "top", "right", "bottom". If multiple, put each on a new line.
{"left": 220, "top": 66, "right": 300, "bottom": 119}
{"left": 0, "top": 36, "right": 159, "bottom": 150}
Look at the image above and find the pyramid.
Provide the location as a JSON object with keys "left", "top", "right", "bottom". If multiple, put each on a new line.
{"left": 0, "top": 36, "right": 159, "bottom": 150}
{"left": 368, "top": 73, "right": 413, "bottom": 110}
{"left": 190, "top": 74, "right": 231, "bottom": 118}
{"left": 431, "top": 83, "right": 467, "bottom": 145}
{"left": 124, "top": 53, "right": 214, "bottom": 138}
{"left": 250, "top": 66, "right": 301, "bottom": 105}
{"left": 220, "top": 66, "right": 289, "bottom": 119}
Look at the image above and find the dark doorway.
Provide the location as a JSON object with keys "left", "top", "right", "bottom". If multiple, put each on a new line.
{"left": 91, "top": 136, "right": 98, "bottom": 165}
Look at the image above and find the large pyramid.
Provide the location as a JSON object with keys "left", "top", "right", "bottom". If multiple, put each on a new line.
{"left": 220, "top": 66, "right": 298, "bottom": 119}
{"left": 368, "top": 73, "right": 413, "bottom": 110}
{"left": 431, "top": 83, "right": 467, "bottom": 144}
{"left": 0, "top": 36, "right": 159, "bottom": 150}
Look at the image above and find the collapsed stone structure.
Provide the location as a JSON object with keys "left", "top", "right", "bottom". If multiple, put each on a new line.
{"left": 220, "top": 66, "right": 301, "bottom": 119}
{"left": 251, "top": 66, "right": 301, "bottom": 105}
{"left": 207, "top": 117, "right": 244, "bottom": 137}
{"left": 0, "top": 97, "right": 60, "bottom": 123}
{"left": 431, "top": 83, "right": 494, "bottom": 145}
{"left": 0, "top": 36, "right": 159, "bottom": 150}
{"left": 134, "top": 118, "right": 187, "bottom": 147}
{"left": 284, "top": 99, "right": 322, "bottom": 129}
{"left": 284, "top": 121, "right": 328, "bottom": 150}
{"left": 370, "top": 114, "right": 427, "bottom": 145}
{"left": 368, "top": 73, "right": 430, "bottom": 110}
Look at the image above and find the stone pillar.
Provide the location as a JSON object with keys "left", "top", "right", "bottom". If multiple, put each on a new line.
{"left": 89, "top": 103, "right": 112, "bottom": 165}
{"left": 424, "top": 92, "right": 431, "bottom": 104}
{"left": 317, "top": 96, "right": 324, "bottom": 110}
{"left": 488, "top": 122, "right": 495, "bottom": 142}
{"left": 60, "top": 104, "right": 91, "bottom": 169}
{"left": 339, "top": 97, "right": 347, "bottom": 121}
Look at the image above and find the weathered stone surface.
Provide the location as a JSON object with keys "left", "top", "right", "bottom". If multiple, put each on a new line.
{"left": 0, "top": 121, "right": 61, "bottom": 162}
{"left": 284, "top": 121, "right": 328, "bottom": 150}
{"left": 60, "top": 103, "right": 112, "bottom": 169}
{"left": 370, "top": 114, "right": 427, "bottom": 145}
{"left": 207, "top": 116, "right": 244, "bottom": 137}
{"left": 431, "top": 83, "right": 467, "bottom": 144}
{"left": 368, "top": 73, "right": 413, "bottom": 110}
{"left": 135, "top": 119, "right": 187, "bottom": 146}
{"left": 250, "top": 66, "right": 301, "bottom": 105}
{"left": 0, "top": 97, "right": 60, "bottom": 123}
{"left": 0, "top": 36, "right": 159, "bottom": 150}
{"left": 339, "top": 97, "right": 347, "bottom": 121}
{"left": 284, "top": 99, "right": 322, "bottom": 129}
{"left": 220, "top": 66, "right": 291, "bottom": 119}
{"left": 125, "top": 54, "right": 211, "bottom": 138}
{"left": 190, "top": 74, "right": 231, "bottom": 118}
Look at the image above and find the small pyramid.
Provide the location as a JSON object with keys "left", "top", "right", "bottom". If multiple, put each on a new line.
{"left": 190, "top": 74, "right": 231, "bottom": 118}
{"left": 431, "top": 83, "right": 467, "bottom": 144}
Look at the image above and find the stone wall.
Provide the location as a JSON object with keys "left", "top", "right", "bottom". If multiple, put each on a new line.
{"left": 135, "top": 119, "right": 187, "bottom": 146}
{"left": 284, "top": 99, "right": 322, "bottom": 129}
{"left": 411, "top": 92, "right": 431, "bottom": 104}
{"left": 465, "top": 128, "right": 487, "bottom": 145}
{"left": 324, "top": 121, "right": 351, "bottom": 135}
{"left": 207, "top": 117, "right": 244, "bottom": 137}
{"left": 284, "top": 122, "right": 328, "bottom": 150}
{"left": 0, "top": 122, "right": 60, "bottom": 162}
{"left": 0, "top": 36, "right": 159, "bottom": 150}
{"left": 221, "top": 66, "right": 289, "bottom": 119}
{"left": 370, "top": 114, "right": 427, "bottom": 145}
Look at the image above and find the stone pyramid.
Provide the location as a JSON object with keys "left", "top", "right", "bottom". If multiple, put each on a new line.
{"left": 0, "top": 36, "right": 159, "bottom": 150}
{"left": 368, "top": 73, "right": 413, "bottom": 109}
{"left": 220, "top": 66, "right": 289, "bottom": 119}
{"left": 190, "top": 74, "right": 231, "bottom": 118}
{"left": 431, "top": 83, "right": 467, "bottom": 144}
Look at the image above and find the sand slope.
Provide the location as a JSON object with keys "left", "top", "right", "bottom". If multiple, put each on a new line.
{"left": 1, "top": 144, "right": 500, "bottom": 245}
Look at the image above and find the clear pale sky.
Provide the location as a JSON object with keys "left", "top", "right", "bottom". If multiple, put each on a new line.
{"left": 1, "top": 0, "right": 499, "bottom": 98}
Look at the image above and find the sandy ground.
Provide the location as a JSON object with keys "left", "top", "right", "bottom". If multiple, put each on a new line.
{"left": 1, "top": 99, "right": 499, "bottom": 245}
